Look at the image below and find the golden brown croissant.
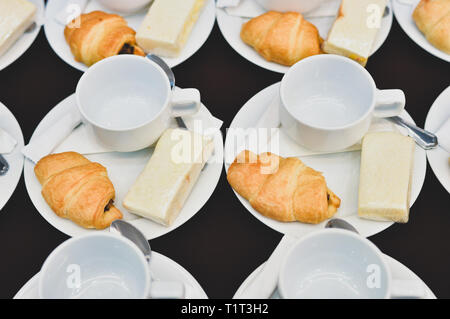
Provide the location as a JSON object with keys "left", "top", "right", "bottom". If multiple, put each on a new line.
{"left": 227, "top": 150, "right": 340, "bottom": 224}
{"left": 413, "top": 0, "right": 450, "bottom": 54}
{"left": 64, "top": 11, "right": 145, "bottom": 66}
{"left": 240, "top": 11, "right": 322, "bottom": 66}
{"left": 35, "top": 152, "right": 123, "bottom": 229}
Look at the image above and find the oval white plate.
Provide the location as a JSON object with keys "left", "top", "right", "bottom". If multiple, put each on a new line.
{"left": 393, "top": 0, "right": 450, "bottom": 62}
{"left": 24, "top": 94, "right": 223, "bottom": 239}
{"left": 0, "top": 0, "right": 44, "bottom": 71}
{"left": 224, "top": 83, "right": 427, "bottom": 238}
{"left": 233, "top": 254, "right": 436, "bottom": 299}
{"left": 0, "top": 102, "right": 25, "bottom": 211}
{"left": 14, "top": 251, "right": 208, "bottom": 299}
{"left": 44, "top": 0, "right": 216, "bottom": 72}
{"left": 425, "top": 86, "right": 450, "bottom": 193}
{"left": 216, "top": 0, "right": 393, "bottom": 73}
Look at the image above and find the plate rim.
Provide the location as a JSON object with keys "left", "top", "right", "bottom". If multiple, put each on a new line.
{"left": 23, "top": 93, "right": 224, "bottom": 240}
{"left": 425, "top": 86, "right": 450, "bottom": 193}
{"left": 216, "top": 0, "right": 393, "bottom": 74}
{"left": 392, "top": 0, "right": 450, "bottom": 63}
{"left": 224, "top": 82, "right": 427, "bottom": 238}
{"left": 0, "top": 0, "right": 45, "bottom": 71}
{"left": 0, "top": 102, "right": 25, "bottom": 211}
{"left": 43, "top": 0, "right": 217, "bottom": 72}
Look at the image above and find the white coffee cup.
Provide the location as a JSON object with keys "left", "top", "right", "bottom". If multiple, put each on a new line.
{"left": 279, "top": 54, "right": 406, "bottom": 152}
{"left": 278, "top": 229, "right": 426, "bottom": 299}
{"left": 255, "top": 0, "right": 327, "bottom": 13}
{"left": 76, "top": 55, "right": 201, "bottom": 152}
{"left": 38, "top": 233, "right": 185, "bottom": 299}
{"left": 96, "top": 0, "right": 153, "bottom": 14}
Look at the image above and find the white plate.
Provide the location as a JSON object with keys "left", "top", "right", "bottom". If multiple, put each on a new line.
{"left": 44, "top": 0, "right": 216, "bottom": 72}
{"left": 14, "top": 251, "right": 208, "bottom": 299}
{"left": 425, "top": 86, "right": 450, "bottom": 193}
{"left": 393, "top": 0, "right": 450, "bottom": 62}
{"left": 216, "top": 1, "right": 393, "bottom": 73}
{"left": 224, "top": 83, "right": 427, "bottom": 238}
{"left": 233, "top": 253, "right": 436, "bottom": 299}
{"left": 24, "top": 94, "right": 224, "bottom": 239}
{"left": 0, "top": 102, "right": 25, "bottom": 211}
{"left": 0, "top": 0, "right": 44, "bottom": 71}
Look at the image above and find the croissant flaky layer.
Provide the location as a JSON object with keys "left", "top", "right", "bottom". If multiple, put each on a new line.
{"left": 240, "top": 11, "right": 322, "bottom": 66}
{"left": 227, "top": 150, "right": 340, "bottom": 224}
{"left": 413, "top": 0, "right": 450, "bottom": 54}
{"left": 35, "top": 152, "right": 123, "bottom": 229}
{"left": 64, "top": 11, "right": 145, "bottom": 66}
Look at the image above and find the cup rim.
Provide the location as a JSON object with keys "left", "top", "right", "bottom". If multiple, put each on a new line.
{"left": 280, "top": 54, "right": 377, "bottom": 131}
{"left": 76, "top": 55, "right": 171, "bottom": 132}
{"left": 278, "top": 229, "right": 391, "bottom": 299}
{"left": 38, "top": 232, "right": 150, "bottom": 299}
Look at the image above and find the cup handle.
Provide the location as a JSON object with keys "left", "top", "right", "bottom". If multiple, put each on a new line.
{"left": 373, "top": 89, "right": 406, "bottom": 118}
{"left": 171, "top": 87, "right": 201, "bottom": 117}
{"left": 148, "top": 280, "right": 186, "bottom": 299}
{"left": 390, "top": 279, "right": 426, "bottom": 299}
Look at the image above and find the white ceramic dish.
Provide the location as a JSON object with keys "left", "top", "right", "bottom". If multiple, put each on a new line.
{"left": 0, "top": 0, "right": 44, "bottom": 71}
{"left": 44, "top": 0, "right": 216, "bottom": 72}
{"left": 23, "top": 94, "right": 223, "bottom": 239}
{"left": 0, "top": 102, "right": 25, "bottom": 211}
{"left": 425, "top": 86, "right": 450, "bottom": 194}
{"left": 224, "top": 83, "right": 427, "bottom": 238}
{"left": 393, "top": 0, "right": 450, "bottom": 63}
{"left": 14, "top": 250, "right": 208, "bottom": 299}
{"left": 234, "top": 253, "right": 436, "bottom": 299}
{"left": 216, "top": 0, "right": 393, "bottom": 73}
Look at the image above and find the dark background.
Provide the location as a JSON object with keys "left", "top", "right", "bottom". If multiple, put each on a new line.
{"left": 0, "top": 5, "right": 449, "bottom": 299}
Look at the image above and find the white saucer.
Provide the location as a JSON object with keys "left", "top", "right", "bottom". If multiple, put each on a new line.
{"left": 425, "top": 86, "right": 450, "bottom": 193}
{"left": 234, "top": 253, "right": 436, "bottom": 299}
{"left": 393, "top": 0, "right": 450, "bottom": 63}
{"left": 14, "top": 251, "right": 208, "bottom": 299}
{"left": 0, "top": 0, "right": 44, "bottom": 71}
{"left": 44, "top": 0, "right": 216, "bottom": 72}
{"left": 216, "top": 1, "right": 393, "bottom": 73}
{"left": 224, "top": 83, "right": 427, "bottom": 238}
{"left": 24, "top": 94, "right": 224, "bottom": 239}
{"left": 0, "top": 102, "right": 25, "bottom": 211}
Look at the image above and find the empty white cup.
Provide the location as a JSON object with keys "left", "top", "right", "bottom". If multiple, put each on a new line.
{"left": 280, "top": 54, "right": 406, "bottom": 152}
{"left": 278, "top": 229, "right": 426, "bottom": 299}
{"left": 38, "top": 233, "right": 185, "bottom": 299}
{"left": 76, "top": 55, "right": 201, "bottom": 152}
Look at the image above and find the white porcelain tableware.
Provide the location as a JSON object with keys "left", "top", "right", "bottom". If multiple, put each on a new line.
{"left": 39, "top": 233, "right": 185, "bottom": 299}
{"left": 278, "top": 229, "right": 426, "bottom": 299}
{"left": 255, "top": 0, "right": 327, "bottom": 13}
{"left": 225, "top": 82, "right": 427, "bottom": 238}
{"left": 76, "top": 55, "right": 200, "bottom": 152}
{"left": 96, "top": 0, "right": 153, "bottom": 14}
{"left": 0, "top": 0, "right": 44, "bottom": 71}
{"left": 45, "top": 0, "right": 216, "bottom": 71}
{"left": 425, "top": 86, "right": 450, "bottom": 193}
{"left": 393, "top": 0, "right": 450, "bottom": 63}
{"left": 216, "top": 1, "right": 393, "bottom": 74}
{"left": 280, "top": 55, "right": 406, "bottom": 152}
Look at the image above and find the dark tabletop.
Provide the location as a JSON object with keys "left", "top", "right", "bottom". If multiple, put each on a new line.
{"left": 0, "top": 9, "right": 450, "bottom": 299}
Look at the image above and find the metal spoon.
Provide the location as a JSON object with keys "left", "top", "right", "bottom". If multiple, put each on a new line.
{"left": 386, "top": 116, "right": 438, "bottom": 150}
{"left": 110, "top": 220, "right": 151, "bottom": 263}
{"left": 0, "top": 155, "right": 9, "bottom": 176}
{"left": 325, "top": 218, "right": 359, "bottom": 234}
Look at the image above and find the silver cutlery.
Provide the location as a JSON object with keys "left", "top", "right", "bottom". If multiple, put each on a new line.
{"left": 325, "top": 218, "right": 359, "bottom": 234}
{"left": 110, "top": 220, "right": 151, "bottom": 263}
{"left": 387, "top": 116, "right": 438, "bottom": 150}
{"left": 0, "top": 155, "right": 9, "bottom": 176}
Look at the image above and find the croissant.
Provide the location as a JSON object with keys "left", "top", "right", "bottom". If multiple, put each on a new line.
{"left": 227, "top": 151, "right": 340, "bottom": 224}
{"left": 64, "top": 11, "right": 145, "bottom": 66}
{"left": 34, "top": 152, "right": 123, "bottom": 229}
{"left": 413, "top": 0, "right": 450, "bottom": 54}
{"left": 240, "top": 11, "right": 322, "bottom": 66}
